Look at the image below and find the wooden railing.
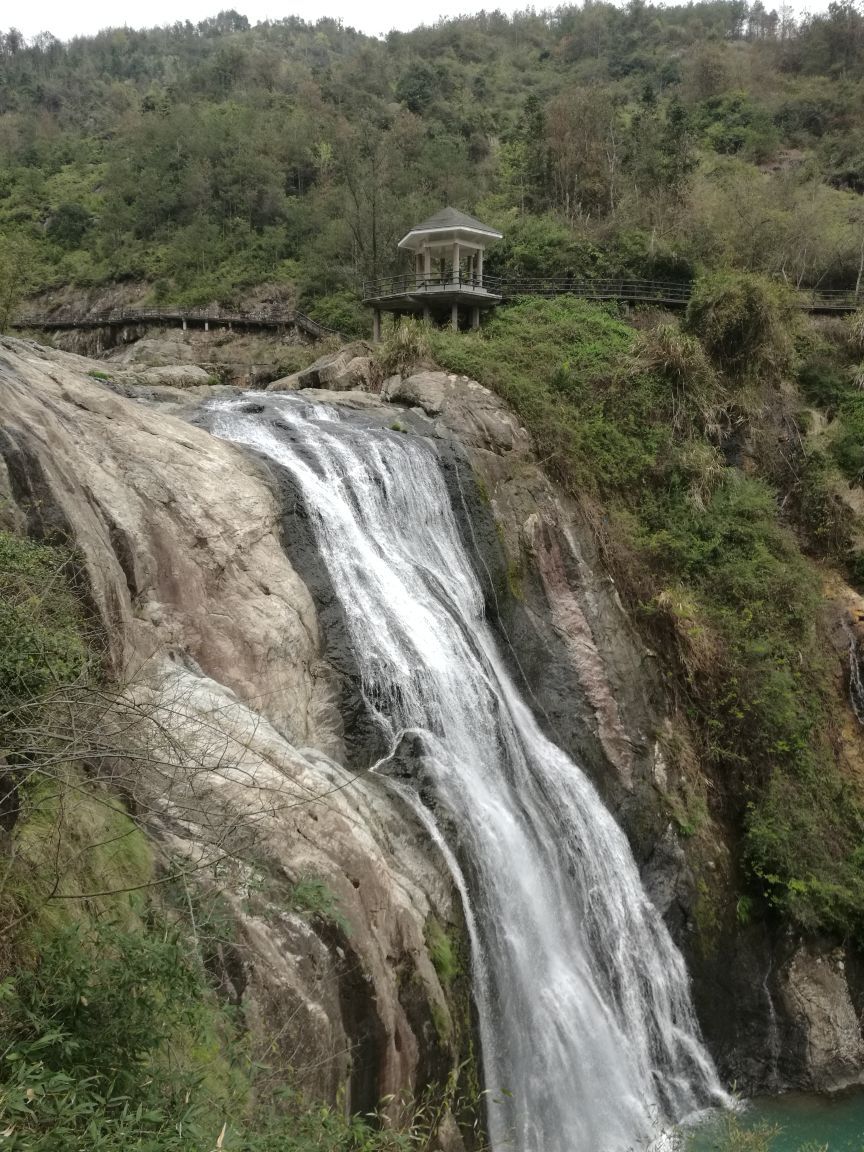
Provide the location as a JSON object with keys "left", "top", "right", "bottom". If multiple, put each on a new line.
{"left": 12, "top": 306, "right": 342, "bottom": 340}
{"left": 362, "top": 273, "right": 864, "bottom": 313}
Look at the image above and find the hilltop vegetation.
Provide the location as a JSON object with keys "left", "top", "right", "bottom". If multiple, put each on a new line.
{"left": 4, "top": 2, "right": 864, "bottom": 320}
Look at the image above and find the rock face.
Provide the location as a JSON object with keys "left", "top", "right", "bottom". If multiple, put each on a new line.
{"left": 5, "top": 334, "right": 864, "bottom": 1108}
{"left": 267, "top": 342, "right": 375, "bottom": 393}
{"left": 778, "top": 945, "right": 864, "bottom": 1091}
{"left": 0, "top": 336, "right": 469, "bottom": 1119}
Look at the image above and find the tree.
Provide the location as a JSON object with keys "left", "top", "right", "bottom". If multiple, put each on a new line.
{"left": 0, "top": 236, "right": 36, "bottom": 331}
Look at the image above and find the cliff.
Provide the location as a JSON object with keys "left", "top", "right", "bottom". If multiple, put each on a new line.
{"left": 3, "top": 329, "right": 864, "bottom": 1144}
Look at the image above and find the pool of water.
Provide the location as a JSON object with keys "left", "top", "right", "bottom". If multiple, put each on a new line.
{"left": 689, "top": 1090, "right": 864, "bottom": 1151}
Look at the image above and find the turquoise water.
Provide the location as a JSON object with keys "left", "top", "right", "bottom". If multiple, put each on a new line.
{"left": 690, "top": 1091, "right": 864, "bottom": 1151}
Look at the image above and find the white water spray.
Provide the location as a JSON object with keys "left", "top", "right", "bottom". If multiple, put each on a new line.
{"left": 211, "top": 394, "right": 728, "bottom": 1151}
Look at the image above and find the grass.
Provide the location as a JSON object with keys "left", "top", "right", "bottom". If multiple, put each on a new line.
{"left": 0, "top": 531, "right": 91, "bottom": 713}
{"left": 429, "top": 295, "right": 864, "bottom": 940}
{"left": 424, "top": 916, "right": 460, "bottom": 990}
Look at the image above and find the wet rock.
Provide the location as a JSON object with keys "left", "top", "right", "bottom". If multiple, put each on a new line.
{"left": 779, "top": 945, "right": 864, "bottom": 1091}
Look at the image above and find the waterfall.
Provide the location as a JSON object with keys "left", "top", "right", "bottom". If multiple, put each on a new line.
{"left": 844, "top": 621, "right": 864, "bottom": 726}
{"left": 211, "top": 394, "right": 728, "bottom": 1152}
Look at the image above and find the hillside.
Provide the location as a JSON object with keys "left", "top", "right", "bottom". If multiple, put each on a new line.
{"left": 3, "top": 2, "right": 864, "bottom": 328}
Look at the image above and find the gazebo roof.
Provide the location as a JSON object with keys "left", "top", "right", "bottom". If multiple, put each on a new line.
{"left": 398, "top": 207, "right": 503, "bottom": 249}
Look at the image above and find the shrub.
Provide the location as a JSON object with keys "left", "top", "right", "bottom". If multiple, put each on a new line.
{"left": 304, "top": 290, "right": 367, "bottom": 339}
{"left": 431, "top": 296, "right": 864, "bottom": 939}
{"left": 0, "top": 532, "right": 90, "bottom": 716}
{"left": 375, "top": 318, "right": 431, "bottom": 378}
{"left": 632, "top": 322, "right": 722, "bottom": 433}
{"left": 685, "top": 271, "right": 798, "bottom": 382}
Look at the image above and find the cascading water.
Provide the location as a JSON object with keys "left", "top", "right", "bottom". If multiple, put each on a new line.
{"left": 211, "top": 394, "right": 728, "bottom": 1151}
{"left": 844, "top": 621, "right": 864, "bottom": 726}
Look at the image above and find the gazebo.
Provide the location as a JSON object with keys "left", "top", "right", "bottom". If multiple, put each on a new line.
{"left": 363, "top": 207, "right": 503, "bottom": 340}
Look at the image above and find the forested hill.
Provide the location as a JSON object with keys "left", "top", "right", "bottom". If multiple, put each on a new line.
{"left": 3, "top": 2, "right": 864, "bottom": 331}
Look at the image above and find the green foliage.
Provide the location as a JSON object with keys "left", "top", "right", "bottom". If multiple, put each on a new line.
{"left": 0, "top": 921, "right": 212, "bottom": 1150}
{"left": 699, "top": 91, "right": 780, "bottom": 161}
{"left": 430, "top": 297, "right": 661, "bottom": 494}
{"left": 0, "top": 235, "right": 40, "bottom": 331}
{"left": 3, "top": 4, "right": 864, "bottom": 311}
{"left": 432, "top": 298, "right": 864, "bottom": 939}
{"left": 305, "top": 291, "right": 367, "bottom": 339}
{"left": 0, "top": 532, "right": 90, "bottom": 718}
{"left": 0, "top": 917, "right": 446, "bottom": 1151}
{"left": 830, "top": 392, "right": 864, "bottom": 484}
{"left": 685, "top": 271, "right": 798, "bottom": 382}
{"left": 424, "top": 917, "right": 459, "bottom": 990}
{"left": 46, "top": 203, "right": 92, "bottom": 249}
{"left": 375, "top": 319, "right": 431, "bottom": 379}
{"left": 289, "top": 877, "right": 349, "bottom": 934}
{"left": 687, "top": 1113, "right": 782, "bottom": 1151}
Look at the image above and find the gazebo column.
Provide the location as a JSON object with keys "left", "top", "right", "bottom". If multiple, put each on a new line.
{"left": 424, "top": 246, "right": 432, "bottom": 282}
{"left": 451, "top": 302, "right": 459, "bottom": 331}
{"left": 452, "top": 242, "right": 460, "bottom": 285}
{"left": 477, "top": 247, "right": 484, "bottom": 287}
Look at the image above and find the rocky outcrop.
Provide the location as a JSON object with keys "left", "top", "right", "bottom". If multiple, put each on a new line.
{"left": 778, "top": 944, "right": 864, "bottom": 1091}
{"left": 0, "top": 338, "right": 338, "bottom": 751}
{"left": 267, "top": 342, "right": 375, "bottom": 393}
{"left": 132, "top": 661, "right": 463, "bottom": 1112}
{"left": 0, "top": 336, "right": 468, "bottom": 1119}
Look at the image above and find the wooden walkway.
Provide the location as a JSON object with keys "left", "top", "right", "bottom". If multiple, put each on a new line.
{"left": 11, "top": 306, "right": 342, "bottom": 340}
{"left": 13, "top": 280, "right": 864, "bottom": 343}
{"left": 363, "top": 273, "right": 864, "bottom": 314}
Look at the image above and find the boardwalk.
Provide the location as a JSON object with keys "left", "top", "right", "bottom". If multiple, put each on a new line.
{"left": 363, "top": 273, "right": 864, "bottom": 314}
{"left": 11, "top": 306, "right": 342, "bottom": 340}
{"left": 12, "top": 279, "right": 864, "bottom": 343}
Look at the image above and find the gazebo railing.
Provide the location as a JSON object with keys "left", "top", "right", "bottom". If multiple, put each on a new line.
{"left": 362, "top": 271, "right": 497, "bottom": 298}
{"left": 362, "top": 272, "right": 695, "bottom": 304}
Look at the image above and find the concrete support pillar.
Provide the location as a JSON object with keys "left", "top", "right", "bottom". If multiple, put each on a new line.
{"left": 477, "top": 247, "right": 484, "bottom": 286}
{"left": 182, "top": 318, "right": 187, "bottom": 332}
{"left": 204, "top": 320, "right": 209, "bottom": 332}
{"left": 452, "top": 242, "right": 460, "bottom": 285}
{"left": 451, "top": 302, "right": 459, "bottom": 332}
{"left": 422, "top": 305, "right": 432, "bottom": 323}
{"left": 471, "top": 307, "right": 480, "bottom": 331}
{"left": 372, "top": 308, "right": 382, "bottom": 343}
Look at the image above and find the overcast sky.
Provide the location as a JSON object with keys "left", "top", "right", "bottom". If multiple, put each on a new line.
{"left": 10, "top": 0, "right": 540, "bottom": 41}
{"left": 7, "top": 0, "right": 837, "bottom": 45}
